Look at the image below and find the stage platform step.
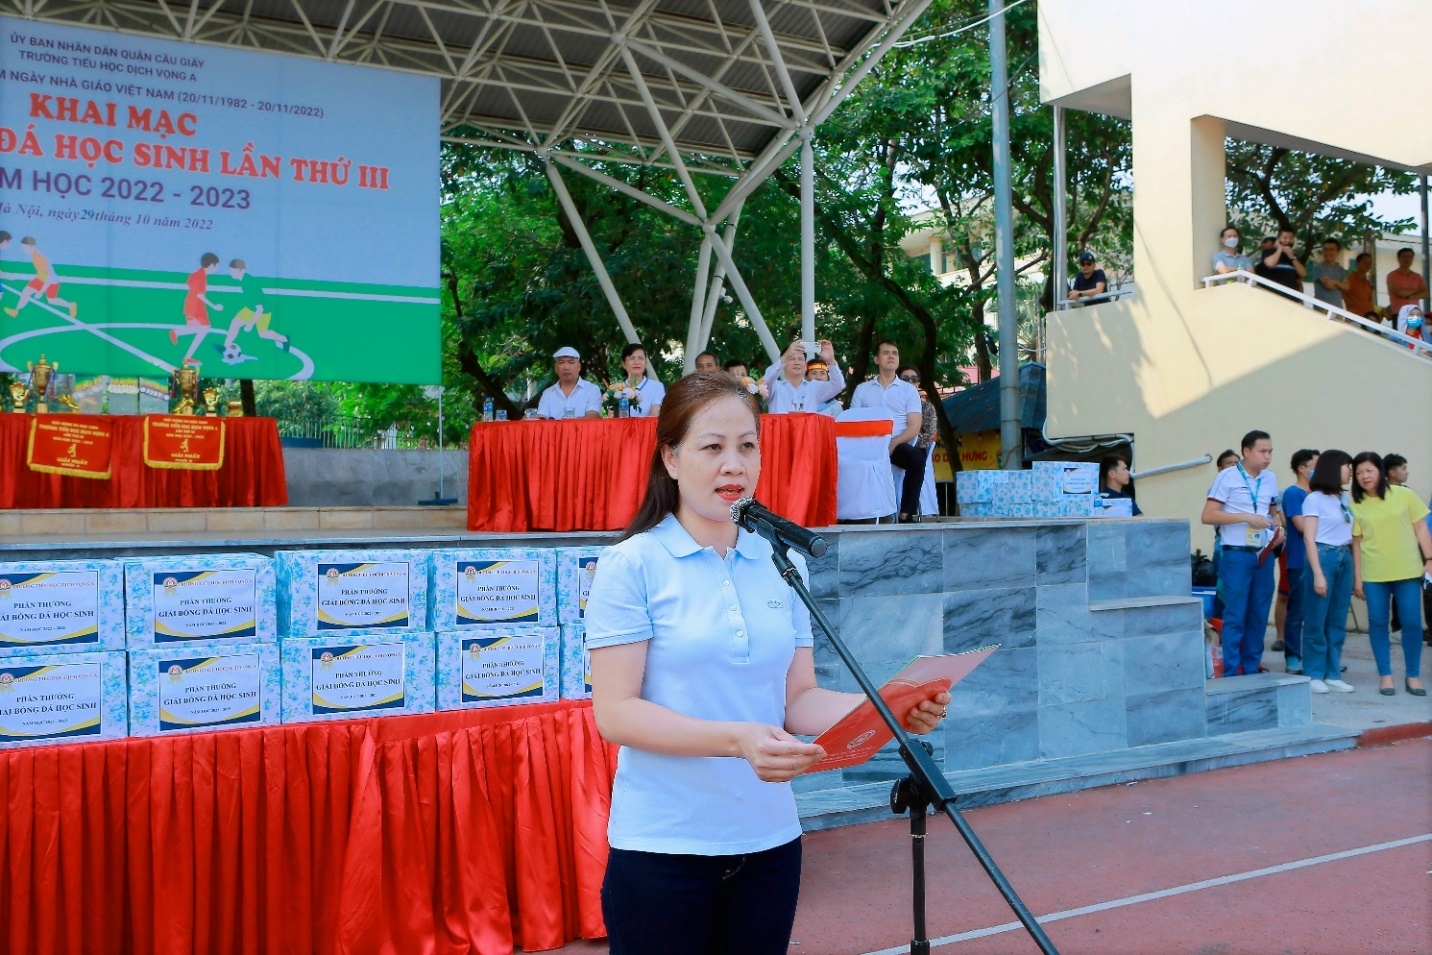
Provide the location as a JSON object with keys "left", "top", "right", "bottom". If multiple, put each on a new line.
{"left": 0, "top": 505, "right": 467, "bottom": 542}
{"left": 795, "top": 723, "right": 1359, "bottom": 831}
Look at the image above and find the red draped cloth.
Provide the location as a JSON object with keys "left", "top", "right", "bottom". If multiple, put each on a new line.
{"left": 467, "top": 413, "right": 837, "bottom": 532}
{"left": 0, "top": 700, "right": 615, "bottom": 955}
{"left": 0, "top": 415, "right": 287, "bottom": 508}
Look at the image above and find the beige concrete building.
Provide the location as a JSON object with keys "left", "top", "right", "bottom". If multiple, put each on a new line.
{"left": 1038, "top": 0, "right": 1432, "bottom": 547}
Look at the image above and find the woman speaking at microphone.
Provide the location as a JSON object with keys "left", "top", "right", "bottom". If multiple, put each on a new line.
{"left": 584, "top": 371, "right": 951, "bottom": 955}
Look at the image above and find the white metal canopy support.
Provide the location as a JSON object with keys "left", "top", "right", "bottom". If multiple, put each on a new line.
{"left": 799, "top": 132, "right": 816, "bottom": 345}
{"left": 621, "top": 46, "right": 710, "bottom": 220}
{"left": 684, "top": 236, "right": 714, "bottom": 373}
{"left": 624, "top": 37, "right": 793, "bottom": 131}
{"left": 707, "top": 227, "right": 782, "bottom": 363}
{"left": 699, "top": 204, "right": 744, "bottom": 352}
{"left": 543, "top": 158, "right": 642, "bottom": 346}
{"left": 553, "top": 154, "right": 703, "bottom": 227}
{"left": 747, "top": 0, "right": 809, "bottom": 125}
{"left": 1050, "top": 104, "right": 1067, "bottom": 364}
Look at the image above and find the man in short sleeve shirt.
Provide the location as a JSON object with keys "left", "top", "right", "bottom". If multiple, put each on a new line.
{"left": 850, "top": 340, "right": 925, "bottom": 521}
{"left": 536, "top": 346, "right": 603, "bottom": 419}
{"left": 1202, "top": 431, "right": 1284, "bottom": 676}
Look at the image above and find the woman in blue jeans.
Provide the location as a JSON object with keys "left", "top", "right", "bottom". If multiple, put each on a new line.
{"left": 1350, "top": 452, "right": 1432, "bottom": 697}
{"left": 1299, "top": 451, "right": 1355, "bottom": 693}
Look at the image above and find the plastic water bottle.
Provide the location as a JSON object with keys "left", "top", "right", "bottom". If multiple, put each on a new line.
{"left": 618, "top": 396, "right": 630, "bottom": 418}
{"left": 495, "top": 409, "right": 507, "bottom": 421}
{"left": 482, "top": 397, "right": 493, "bottom": 422}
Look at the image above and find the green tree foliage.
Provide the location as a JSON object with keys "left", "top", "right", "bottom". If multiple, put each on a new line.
{"left": 1225, "top": 141, "right": 1417, "bottom": 255}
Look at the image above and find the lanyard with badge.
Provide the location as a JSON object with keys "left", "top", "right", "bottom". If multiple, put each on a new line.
{"left": 1236, "top": 463, "right": 1269, "bottom": 546}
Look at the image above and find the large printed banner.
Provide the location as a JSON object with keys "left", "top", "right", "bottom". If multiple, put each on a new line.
{"left": 0, "top": 18, "right": 439, "bottom": 383}
{"left": 142, "top": 414, "right": 223, "bottom": 469}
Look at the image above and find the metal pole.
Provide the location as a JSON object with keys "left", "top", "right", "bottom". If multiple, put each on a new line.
{"left": 543, "top": 159, "right": 641, "bottom": 345}
{"left": 685, "top": 236, "right": 713, "bottom": 372}
{"left": 437, "top": 390, "right": 445, "bottom": 500}
{"left": 1420, "top": 174, "right": 1430, "bottom": 311}
{"left": 800, "top": 133, "right": 816, "bottom": 345}
{"left": 1051, "top": 104, "right": 1067, "bottom": 363}
{"left": 989, "top": 0, "right": 1021, "bottom": 469}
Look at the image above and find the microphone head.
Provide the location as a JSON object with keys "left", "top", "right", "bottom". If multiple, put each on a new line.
{"left": 730, "top": 497, "right": 755, "bottom": 526}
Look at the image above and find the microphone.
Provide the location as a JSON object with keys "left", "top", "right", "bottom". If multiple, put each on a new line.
{"left": 730, "top": 498, "right": 829, "bottom": 559}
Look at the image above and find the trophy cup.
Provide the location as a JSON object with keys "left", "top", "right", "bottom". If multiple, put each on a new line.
{"left": 226, "top": 400, "right": 244, "bottom": 417}
{"left": 27, "top": 355, "right": 55, "bottom": 414}
{"left": 8, "top": 381, "right": 26, "bottom": 413}
{"left": 201, "top": 387, "right": 219, "bottom": 416}
{"left": 173, "top": 361, "right": 200, "bottom": 415}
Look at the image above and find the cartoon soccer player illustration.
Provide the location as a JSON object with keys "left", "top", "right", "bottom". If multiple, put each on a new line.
{"left": 170, "top": 252, "right": 223, "bottom": 364}
{"left": 216, "top": 258, "right": 288, "bottom": 364}
{"left": 3, "top": 237, "right": 79, "bottom": 320}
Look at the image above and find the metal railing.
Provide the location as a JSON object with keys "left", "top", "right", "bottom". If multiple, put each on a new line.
{"left": 1201, "top": 270, "right": 1432, "bottom": 361}
{"left": 1054, "top": 282, "right": 1137, "bottom": 310}
{"left": 1132, "top": 454, "right": 1212, "bottom": 481}
{"left": 275, "top": 414, "right": 460, "bottom": 450}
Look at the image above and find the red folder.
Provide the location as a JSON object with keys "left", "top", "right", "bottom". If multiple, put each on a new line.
{"left": 809, "top": 645, "right": 998, "bottom": 771}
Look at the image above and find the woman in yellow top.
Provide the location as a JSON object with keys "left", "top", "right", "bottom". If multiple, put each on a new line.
{"left": 1350, "top": 452, "right": 1432, "bottom": 697}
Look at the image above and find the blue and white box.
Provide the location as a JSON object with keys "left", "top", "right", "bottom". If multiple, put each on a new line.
{"left": 955, "top": 471, "right": 1000, "bottom": 504}
{"left": 429, "top": 548, "right": 557, "bottom": 631}
{"left": 557, "top": 548, "right": 607, "bottom": 624}
{"left": 436, "top": 627, "right": 559, "bottom": 710}
{"left": 275, "top": 550, "right": 429, "bottom": 638}
{"left": 128, "top": 641, "right": 281, "bottom": 736}
{"left": 280, "top": 631, "right": 435, "bottom": 723}
{"left": 124, "top": 555, "right": 277, "bottom": 647}
{"left": 559, "top": 624, "right": 591, "bottom": 700}
{"left": 0, "top": 650, "right": 127, "bottom": 749}
{"left": 1092, "top": 497, "right": 1134, "bottom": 518}
{"left": 0, "top": 560, "right": 125, "bottom": 655}
{"left": 1033, "top": 461, "right": 1100, "bottom": 499}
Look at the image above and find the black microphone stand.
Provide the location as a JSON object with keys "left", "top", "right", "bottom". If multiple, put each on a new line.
{"left": 767, "top": 540, "right": 1059, "bottom": 955}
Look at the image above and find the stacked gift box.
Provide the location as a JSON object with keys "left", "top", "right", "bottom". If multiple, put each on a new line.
{"left": 430, "top": 548, "right": 559, "bottom": 710}
{"left": 125, "top": 554, "right": 283, "bottom": 736}
{"left": 956, "top": 461, "right": 1108, "bottom": 519}
{"left": 274, "top": 549, "right": 436, "bottom": 724}
{"left": 0, "top": 560, "right": 128, "bottom": 749}
{"left": 556, "top": 547, "right": 606, "bottom": 701}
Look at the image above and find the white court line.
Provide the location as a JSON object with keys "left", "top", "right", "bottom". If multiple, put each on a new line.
{"left": 0, "top": 272, "right": 440, "bottom": 304}
{"left": 859, "top": 833, "right": 1432, "bottom": 955}
{"left": 0, "top": 283, "right": 175, "bottom": 375}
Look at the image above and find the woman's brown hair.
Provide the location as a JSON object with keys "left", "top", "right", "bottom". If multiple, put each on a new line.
{"left": 621, "top": 371, "right": 760, "bottom": 540}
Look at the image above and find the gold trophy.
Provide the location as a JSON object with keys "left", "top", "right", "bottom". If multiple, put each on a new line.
{"left": 27, "top": 355, "right": 55, "bottom": 414}
{"left": 201, "top": 387, "right": 219, "bottom": 416}
{"left": 226, "top": 400, "right": 244, "bottom": 417}
{"left": 8, "top": 380, "right": 26, "bottom": 413}
{"left": 173, "top": 361, "right": 200, "bottom": 415}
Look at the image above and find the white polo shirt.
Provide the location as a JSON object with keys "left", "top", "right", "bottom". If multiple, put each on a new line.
{"left": 536, "top": 377, "right": 603, "bottom": 419}
{"left": 629, "top": 377, "right": 666, "bottom": 418}
{"left": 1207, "top": 464, "right": 1281, "bottom": 548}
{"left": 763, "top": 361, "right": 845, "bottom": 414}
{"left": 851, "top": 376, "right": 922, "bottom": 440}
{"left": 583, "top": 513, "right": 812, "bottom": 855}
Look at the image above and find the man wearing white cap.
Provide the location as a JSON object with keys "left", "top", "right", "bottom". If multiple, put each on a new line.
{"left": 536, "top": 347, "right": 603, "bottom": 419}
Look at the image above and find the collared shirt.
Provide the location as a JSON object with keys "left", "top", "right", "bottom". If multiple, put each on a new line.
{"left": 851, "top": 376, "right": 922, "bottom": 442}
{"left": 628, "top": 377, "right": 666, "bottom": 418}
{"left": 1213, "top": 250, "right": 1252, "bottom": 273}
{"left": 763, "top": 361, "right": 845, "bottom": 414}
{"left": 536, "top": 377, "right": 602, "bottom": 418}
{"left": 583, "top": 513, "right": 813, "bottom": 855}
{"left": 1207, "top": 464, "right": 1281, "bottom": 548}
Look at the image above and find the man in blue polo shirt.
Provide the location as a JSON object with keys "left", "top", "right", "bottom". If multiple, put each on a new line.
{"left": 1276, "top": 449, "right": 1318, "bottom": 675}
{"left": 1201, "top": 430, "right": 1285, "bottom": 676}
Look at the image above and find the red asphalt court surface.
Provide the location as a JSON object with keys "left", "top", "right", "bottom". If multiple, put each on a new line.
{"left": 557, "top": 737, "right": 1432, "bottom": 955}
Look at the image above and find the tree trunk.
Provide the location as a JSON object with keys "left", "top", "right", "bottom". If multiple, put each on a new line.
{"left": 239, "top": 379, "right": 256, "bottom": 417}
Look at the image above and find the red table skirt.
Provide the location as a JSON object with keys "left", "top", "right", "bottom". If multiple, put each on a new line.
{"left": 0, "top": 700, "right": 616, "bottom": 955}
{"left": 467, "top": 413, "right": 837, "bottom": 532}
{"left": 0, "top": 415, "right": 287, "bottom": 508}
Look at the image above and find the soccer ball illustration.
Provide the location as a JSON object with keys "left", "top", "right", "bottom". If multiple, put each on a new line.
{"left": 222, "top": 342, "right": 244, "bottom": 363}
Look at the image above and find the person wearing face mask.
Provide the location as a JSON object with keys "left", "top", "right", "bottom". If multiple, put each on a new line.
{"left": 1395, "top": 304, "right": 1430, "bottom": 353}
{"left": 1213, "top": 226, "right": 1252, "bottom": 274}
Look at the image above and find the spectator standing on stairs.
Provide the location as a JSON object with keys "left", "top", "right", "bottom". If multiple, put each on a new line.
{"left": 1344, "top": 252, "right": 1379, "bottom": 323}
{"left": 1202, "top": 431, "right": 1284, "bottom": 677}
{"left": 1259, "top": 229, "right": 1306, "bottom": 299}
{"left": 1213, "top": 226, "right": 1253, "bottom": 275}
{"left": 1386, "top": 249, "right": 1428, "bottom": 316}
{"left": 1307, "top": 239, "right": 1348, "bottom": 310}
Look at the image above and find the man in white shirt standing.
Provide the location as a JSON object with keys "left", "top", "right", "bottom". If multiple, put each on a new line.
{"left": 535, "top": 346, "right": 603, "bottom": 419}
{"left": 1201, "top": 430, "right": 1285, "bottom": 676}
{"left": 851, "top": 340, "right": 926, "bottom": 522}
{"left": 763, "top": 340, "right": 844, "bottom": 414}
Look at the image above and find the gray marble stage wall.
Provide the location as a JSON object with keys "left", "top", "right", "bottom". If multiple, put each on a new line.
{"left": 282, "top": 448, "right": 468, "bottom": 506}
{"left": 796, "top": 518, "right": 1204, "bottom": 793}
